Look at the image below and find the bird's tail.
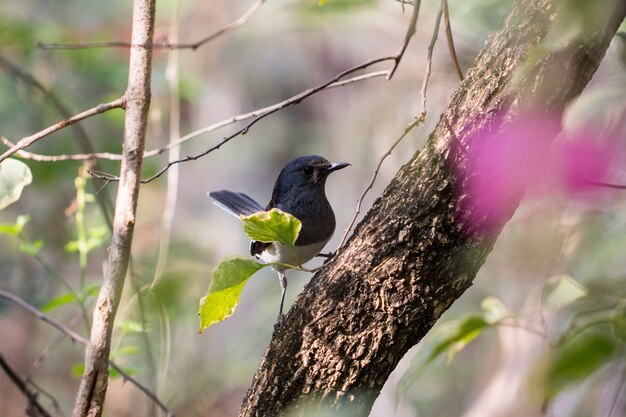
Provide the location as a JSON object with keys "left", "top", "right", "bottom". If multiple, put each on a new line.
{"left": 208, "top": 190, "right": 264, "bottom": 218}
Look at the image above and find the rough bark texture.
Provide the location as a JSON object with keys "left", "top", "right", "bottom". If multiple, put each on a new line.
{"left": 71, "top": 0, "right": 155, "bottom": 416}
{"left": 239, "top": 0, "right": 626, "bottom": 416}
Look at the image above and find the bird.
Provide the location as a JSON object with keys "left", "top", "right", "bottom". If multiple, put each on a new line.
{"left": 208, "top": 155, "right": 350, "bottom": 318}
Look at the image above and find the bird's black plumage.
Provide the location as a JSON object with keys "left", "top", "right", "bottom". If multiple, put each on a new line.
{"left": 208, "top": 155, "right": 350, "bottom": 318}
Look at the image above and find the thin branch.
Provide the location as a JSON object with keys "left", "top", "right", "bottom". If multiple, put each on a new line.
{"left": 584, "top": 179, "right": 626, "bottom": 190}
{"left": 3, "top": 71, "right": 390, "bottom": 163}
{"left": 0, "top": 98, "right": 126, "bottom": 164}
{"left": 141, "top": 56, "right": 394, "bottom": 183}
{"left": 442, "top": 0, "right": 464, "bottom": 81}
{"left": 85, "top": 57, "right": 394, "bottom": 183}
{"left": 388, "top": 0, "right": 422, "bottom": 79}
{"left": 0, "top": 290, "right": 174, "bottom": 417}
{"left": 139, "top": 69, "right": 390, "bottom": 160}
{"left": 37, "top": 0, "right": 266, "bottom": 51}
{"left": 421, "top": 1, "right": 443, "bottom": 113}
{"left": 336, "top": 115, "right": 424, "bottom": 252}
{"left": 0, "top": 351, "right": 54, "bottom": 417}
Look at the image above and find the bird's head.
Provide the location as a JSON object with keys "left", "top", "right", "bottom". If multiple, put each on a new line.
{"left": 275, "top": 155, "right": 350, "bottom": 193}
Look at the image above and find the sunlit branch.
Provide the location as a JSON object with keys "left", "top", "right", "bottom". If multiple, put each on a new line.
{"left": 4, "top": 71, "right": 389, "bottom": 163}
{"left": 442, "top": 0, "right": 464, "bottom": 81}
{"left": 0, "top": 98, "right": 126, "bottom": 164}
{"left": 421, "top": 1, "right": 443, "bottom": 113}
{"left": 37, "top": 0, "right": 266, "bottom": 51}
{"left": 337, "top": 115, "right": 424, "bottom": 252}
{"left": 388, "top": 0, "right": 421, "bottom": 79}
{"left": 87, "top": 57, "right": 394, "bottom": 183}
{"left": 0, "top": 290, "right": 174, "bottom": 417}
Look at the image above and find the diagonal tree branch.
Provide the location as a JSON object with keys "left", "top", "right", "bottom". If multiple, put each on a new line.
{"left": 238, "top": 0, "right": 626, "bottom": 416}
{"left": 37, "top": 0, "right": 267, "bottom": 51}
{"left": 0, "top": 98, "right": 125, "bottom": 164}
{"left": 0, "top": 351, "right": 54, "bottom": 417}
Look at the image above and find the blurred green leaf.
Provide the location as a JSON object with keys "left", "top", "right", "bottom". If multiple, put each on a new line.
{"left": 612, "top": 305, "right": 626, "bottom": 344}
{"left": 545, "top": 333, "right": 618, "bottom": 398}
{"left": 116, "top": 320, "right": 149, "bottom": 334}
{"left": 71, "top": 363, "right": 84, "bottom": 377}
{"left": 72, "top": 362, "right": 136, "bottom": 379}
{"left": 198, "top": 256, "right": 267, "bottom": 333}
{"left": 0, "top": 159, "right": 32, "bottom": 210}
{"left": 65, "top": 226, "right": 107, "bottom": 253}
{"left": 20, "top": 239, "right": 43, "bottom": 255}
{"left": 542, "top": 274, "right": 588, "bottom": 310}
{"left": 481, "top": 296, "right": 507, "bottom": 323}
{"left": 42, "top": 292, "right": 77, "bottom": 313}
{"left": 111, "top": 345, "right": 140, "bottom": 359}
{"left": 397, "top": 297, "right": 508, "bottom": 400}
{"left": 241, "top": 208, "right": 301, "bottom": 247}
{"left": 0, "top": 214, "right": 30, "bottom": 236}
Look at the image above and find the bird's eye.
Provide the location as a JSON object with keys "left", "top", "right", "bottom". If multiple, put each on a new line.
{"left": 304, "top": 166, "right": 313, "bottom": 175}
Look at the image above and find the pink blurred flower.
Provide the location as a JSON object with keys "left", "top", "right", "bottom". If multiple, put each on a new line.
{"left": 452, "top": 112, "right": 622, "bottom": 236}
{"left": 453, "top": 112, "right": 558, "bottom": 235}
{"left": 550, "top": 132, "right": 618, "bottom": 195}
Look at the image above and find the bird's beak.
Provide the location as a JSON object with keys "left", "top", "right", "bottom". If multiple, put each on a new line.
{"left": 326, "top": 162, "right": 351, "bottom": 173}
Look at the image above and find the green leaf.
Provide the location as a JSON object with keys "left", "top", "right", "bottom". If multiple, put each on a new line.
{"left": 20, "top": 239, "right": 43, "bottom": 255}
{"left": 198, "top": 256, "right": 268, "bottom": 333}
{"left": 241, "top": 208, "right": 302, "bottom": 247}
{"left": 72, "top": 362, "right": 136, "bottom": 379}
{"left": 481, "top": 296, "right": 507, "bottom": 324}
{"left": 542, "top": 274, "right": 588, "bottom": 310}
{"left": 111, "top": 345, "right": 140, "bottom": 359}
{"left": 42, "top": 292, "right": 77, "bottom": 313}
{"left": 0, "top": 159, "right": 32, "bottom": 210}
{"left": 0, "top": 214, "right": 30, "bottom": 235}
{"left": 612, "top": 305, "right": 626, "bottom": 344}
{"left": 545, "top": 333, "right": 617, "bottom": 398}
{"left": 397, "top": 297, "right": 508, "bottom": 400}
{"left": 116, "top": 320, "right": 149, "bottom": 334}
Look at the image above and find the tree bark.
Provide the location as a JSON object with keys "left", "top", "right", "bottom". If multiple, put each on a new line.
{"left": 239, "top": 0, "right": 626, "bottom": 416}
{"left": 72, "top": 0, "right": 156, "bottom": 416}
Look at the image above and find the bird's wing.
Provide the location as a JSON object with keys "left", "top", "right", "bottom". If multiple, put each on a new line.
{"left": 208, "top": 190, "right": 264, "bottom": 218}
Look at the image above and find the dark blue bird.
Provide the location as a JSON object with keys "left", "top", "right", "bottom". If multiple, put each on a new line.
{"left": 209, "top": 155, "right": 350, "bottom": 317}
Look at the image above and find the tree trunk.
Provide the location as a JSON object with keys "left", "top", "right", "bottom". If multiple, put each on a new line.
{"left": 239, "top": 0, "right": 626, "bottom": 416}
{"left": 72, "top": 0, "right": 156, "bottom": 416}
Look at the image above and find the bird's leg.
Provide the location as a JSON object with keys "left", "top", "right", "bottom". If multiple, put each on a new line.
{"left": 277, "top": 270, "right": 288, "bottom": 319}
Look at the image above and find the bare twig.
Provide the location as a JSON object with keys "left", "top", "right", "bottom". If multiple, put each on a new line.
{"left": 3, "top": 71, "right": 389, "bottom": 163}
{"left": 421, "top": 1, "right": 443, "bottom": 113}
{"left": 442, "top": 0, "right": 464, "bottom": 81}
{"left": 140, "top": 56, "right": 394, "bottom": 183}
{"left": 0, "top": 98, "right": 125, "bottom": 164}
{"left": 388, "top": 0, "right": 422, "bottom": 79}
{"left": 584, "top": 180, "right": 626, "bottom": 190}
{"left": 336, "top": 115, "right": 424, "bottom": 252}
{"left": 0, "top": 290, "right": 174, "bottom": 417}
{"left": 0, "top": 351, "right": 54, "bottom": 417}
{"left": 37, "top": 0, "right": 266, "bottom": 51}
{"left": 85, "top": 57, "right": 394, "bottom": 183}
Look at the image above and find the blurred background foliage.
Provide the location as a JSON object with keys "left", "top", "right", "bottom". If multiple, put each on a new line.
{"left": 1, "top": 0, "right": 625, "bottom": 416}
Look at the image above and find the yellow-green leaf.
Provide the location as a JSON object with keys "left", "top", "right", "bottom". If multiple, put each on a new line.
{"left": 241, "top": 208, "right": 301, "bottom": 247}
{"left": 542, "top": 274, "right": 588, "bottom": 311}
{"left": 0, "top": 159, "right": 32, "bottom": 210}
{"left": 198, "top": 256, "right": 268, "bottom": 333}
